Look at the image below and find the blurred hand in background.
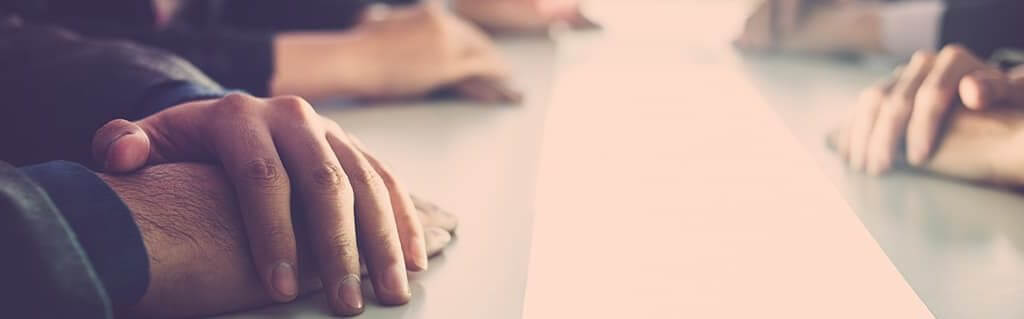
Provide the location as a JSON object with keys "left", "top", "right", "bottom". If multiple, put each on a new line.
{"left": 831, "top": 45, "right": 1024, "bottom": 175}
{"left": 453, "top": 0, "right": 599, "bottom": 33}
{"left": 735, "top": 0, "right": 885, "bottom": 55}
{"left": 272, "top": 3, "right": 521, "bottom": 103}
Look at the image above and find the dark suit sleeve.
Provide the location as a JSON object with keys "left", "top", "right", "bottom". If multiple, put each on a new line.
{"left": 0, "top": 160, "right": 115, "bottom": 319}
{"left": 0, "top": 15, "right": 224, "bottom": 167}
{"left": 940, "top": 1, "right": 1024, "bottom": 58}
{"left": 149, "top": 0, "right": 372, "bottom": 95}
{"left": 127, "top": 27, "right": 276, "bottom": 96}
{"left": 220, "top": 0, "right": 368, "bottom": 31}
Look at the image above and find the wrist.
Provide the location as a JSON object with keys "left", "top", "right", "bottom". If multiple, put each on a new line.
{"left": 271, "top": 32, "right": 378, "bottom": 99}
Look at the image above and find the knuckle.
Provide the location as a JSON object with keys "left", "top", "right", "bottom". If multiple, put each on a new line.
{"left": 311, "top": 162, "right": 346, "bottom": 188}
{"left": 938, "top": 44, "right": 969, "bottom": 60}
{"left": 351, "top": 166, "right": 384, "bottom": 188}
{"left": 910, "top": 50, "right": 936, "bottom": 65}
{"left": 214, "top": 92, "right": 258, "bottom": 114}
{"left": 272, "top": 95, "right": 317, "bottom": 121}
{"left": 243, "top": 158, "right": 288, "bottom": 186}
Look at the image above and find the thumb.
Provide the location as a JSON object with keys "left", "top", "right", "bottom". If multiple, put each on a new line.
{"left": 92, "top": 119, "right": 152, "bottom": 173}
{"left": 959, "top": 68, "right": 1013, "bottom": 110}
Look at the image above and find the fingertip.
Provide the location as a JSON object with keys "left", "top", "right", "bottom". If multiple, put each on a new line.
{"left": 960, "top": 76, "right": 988, "bottom": 110}
{"left": 373, "top": 263, "right": 412, "bottom": 306}
{"left": 406, "top": 249, "right": 428, "bottom": 272}
{"left": 907, "top": 146, "right": 927, "bottom": 167}
{"left": 269, "top": 261, "right": 299, "bottom": 302}
{"left": 425, "top": 227, "right": 453, "bottom": 258}
{"left": 905, "top": 127, "right": 930, "bottom": 167}
{"left": 92, "top": 119, "right": 149, "bottom": 171}
{"left": 103, "top": 131, "right": 150, "bottom": 172}
{"left": 333, "top": 274, "right": 364, "bottom": 316}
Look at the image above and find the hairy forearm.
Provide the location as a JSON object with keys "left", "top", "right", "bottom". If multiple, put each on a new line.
{"left": 100, "top": 164, "right": 321, "bottom": 318}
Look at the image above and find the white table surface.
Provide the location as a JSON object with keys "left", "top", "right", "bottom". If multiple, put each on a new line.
{"left": 748, "top": 41, "right": 1024, "bottom": 319}
{"left": 523, "top": 1, "right": 928, "bottom": 318}
{"left": 220, "top": 1, "right": 1024, "bottom": 318}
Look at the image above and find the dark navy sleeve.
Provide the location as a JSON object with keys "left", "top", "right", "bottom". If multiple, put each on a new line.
{"left": 939, "top": 1, "right": 1024, "bottom": 59}
{"left": 132, "top": 81, "right": 227, "bottom": 119}
{"left": 17, "top": 161, "right": 148, "bottom": 308}
{"left": 10, "top": 82, "right": 226, "bottom": 307}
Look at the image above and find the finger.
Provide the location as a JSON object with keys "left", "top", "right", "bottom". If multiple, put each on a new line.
{"left": 833, "top": 99, "right": 861, "bottom": 161}
{"left": 960, "top": 69, "right": 1012, "bottom": 110}
{"left": 907, "top": 45, "right": 988, "bottom": 165}
{"left": 326, "top": 130, "right": 411, "bottom": 305}
{"left": 412, "top": 194, "right": 459, "bottom": 232}
{"left": 449, "top": 18, "right": 510, "bottom": 82}
{"left": 344, "top": 132, "right": 429, "bottom": 272}
{"left": 266, "top": 96, "right": 364, "bottom": 315}
{"left": 92, "top": 119, "right": 151, "bottom": 172}
{"left": 866, "top": 51, "right": 935, "bottom": 175}
{"left": 848, "top": 81, "right": 892, "bottom": 172}
{"left": 425, "top": 227, "right": 453, "bottom": 258}
{"left": 454, "top": 77, "right": 523, "bottom": 104}
{"left": 204, "top": 95, "right": 298, "bottom": 303}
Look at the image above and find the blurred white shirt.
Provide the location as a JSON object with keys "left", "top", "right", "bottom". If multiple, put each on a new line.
{"left": 880, "top": 0, "right": 945, "bottom": 57}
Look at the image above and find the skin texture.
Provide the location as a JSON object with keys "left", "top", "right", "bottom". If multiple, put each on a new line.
{"left": 271, "top": 3, "right": 521, "bottom": 103}
{"left": 91, "top": 93, "right": 424, "bottom": 316}
{"left": 833, "top": 45, "right": 1024, "bottom": 175}
{"left": 734, "top": 0, "right": 883, "bottom": 55}
{"left": 98, "top": 163, "right": 458, "bottom": 318}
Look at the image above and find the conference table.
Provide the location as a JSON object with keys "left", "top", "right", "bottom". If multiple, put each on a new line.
{"left": 222, "top": 1, "right": 1024, "bottom": 318}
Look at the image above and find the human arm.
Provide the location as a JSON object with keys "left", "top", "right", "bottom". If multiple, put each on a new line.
{"left": 832, "top": 45, "right": 1024, "bottom": 175}
{"left": 0, "top": 159, "right": 457, "bottom": 318}
{"left": 270, "top": 2, "right": 520, "bottom": 102}
{"left": 736, "top": 0, "right": 1024, "bottom": 58}
{"left": 0, "top": 13, "right": 438, "bottom": 316}
{"left": 97, "top": 163, "right": 457, "bottom": 318}
{"left": 0, "top": 159, "right": 149, "bottom": 318}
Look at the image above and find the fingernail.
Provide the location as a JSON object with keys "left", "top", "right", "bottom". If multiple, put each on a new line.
{"left": 101, "top": 132, "right": 131, "bottom": 171}
{"left": 409, "top": 253, "right": 428, "bottom": 272}
{"left": 338, "top": 274, "right": 364, "bottom": 312}
{"left": 426, "top": 228, "right": 452, "bottom": 257}
{"left": 271, "top": 262, "right": 298, "bottom": 299}
{"left": 381, "top": 264, "right": 411, "bottom": 302}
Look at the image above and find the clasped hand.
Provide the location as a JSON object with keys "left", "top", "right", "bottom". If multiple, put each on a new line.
{"left": 93, "top": 93, "right": 430, "bottom": 316}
